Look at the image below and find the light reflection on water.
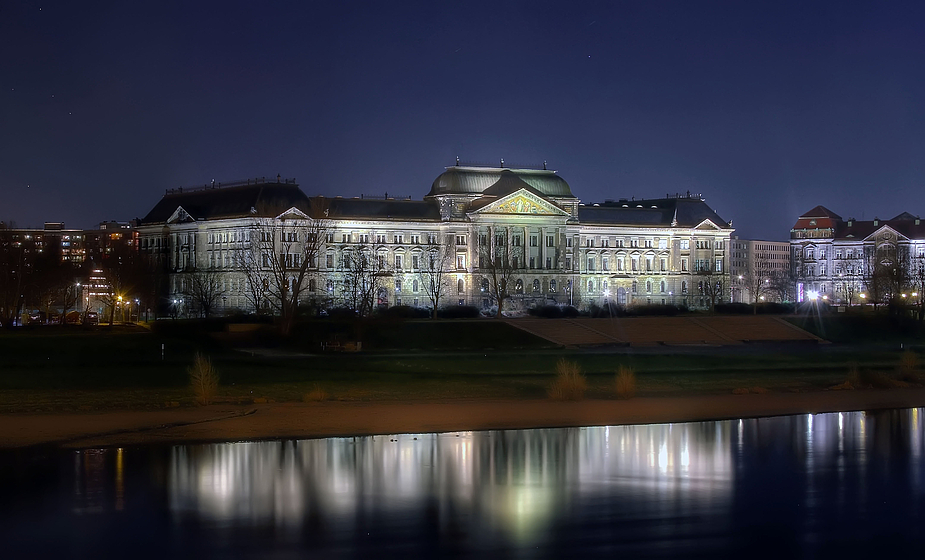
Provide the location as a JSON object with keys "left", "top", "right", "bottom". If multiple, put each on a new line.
{"left": 5, "top": 408, "right": 925, "bottom": 557}
{"left": 168, "top": 423, "right": 735, "bottom": 543}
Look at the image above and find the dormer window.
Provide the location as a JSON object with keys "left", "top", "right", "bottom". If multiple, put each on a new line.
{"left": 809, "top": 219, "right": 816, "bottom": 226}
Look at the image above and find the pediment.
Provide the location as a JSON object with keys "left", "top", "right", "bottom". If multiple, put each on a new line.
{"left": 863, "top": 225, "right": 906, "bottom": 243}
{"left": 694, "top": 219, "right": 723, "bottom": 231}
{"left": 276, "top": 206, "right": 310, "bottom": 221}
{"left": 166, "top": 206, "right": 195, "bottom": 224}
{"left": 470, "top": 189, "right": 568, "bottom": 217}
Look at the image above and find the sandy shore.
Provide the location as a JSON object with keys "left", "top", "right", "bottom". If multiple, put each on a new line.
{"left": 3, "top": 387, "right": 925, "bottom": 449}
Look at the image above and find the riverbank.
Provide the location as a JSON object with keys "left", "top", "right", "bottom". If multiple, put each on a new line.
{"left": 4, "top": 387, "right": 925, "bottom": 449}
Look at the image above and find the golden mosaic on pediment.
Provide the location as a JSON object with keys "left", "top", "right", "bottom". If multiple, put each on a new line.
{"left": 492, "top": 195, "right": 555, "bottom": 215}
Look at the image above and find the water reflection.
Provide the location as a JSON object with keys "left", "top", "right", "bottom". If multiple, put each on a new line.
{"left": 165, "top": 422, "right": 738, "bottom": 546}
{"left": 11, "top": 408, "right": 924, "bottom": 556}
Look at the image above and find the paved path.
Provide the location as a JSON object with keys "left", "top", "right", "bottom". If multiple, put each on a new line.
{"left": 506, "top": 315, "right": 825, "bottom": 347}
{"left": 4, "top": 388, "right": 925, "bottom": 449}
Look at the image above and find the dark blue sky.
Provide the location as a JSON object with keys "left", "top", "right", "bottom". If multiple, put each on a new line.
{"left": 3, "top": 1, "right": 924, "bottom": 239}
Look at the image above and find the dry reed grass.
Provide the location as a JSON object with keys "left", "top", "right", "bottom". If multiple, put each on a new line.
{"left": 303, "top": 384, "right": 330, "bottom": 402}
{"left": 614, "top": 366, "right": 636, "bottom": 399}
{"left": 898, "top": 351, "right": 920, "bottom": 382}
{"left": 189, "top": 353, "right": 218, "bottom": 406}
{"left": 846, "top": 361, "right": 893, "bottom": 389}
{"left": 547, "top": 359, "right": 587, "bottom": 401}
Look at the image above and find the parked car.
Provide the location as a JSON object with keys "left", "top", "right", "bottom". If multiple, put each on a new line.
{"left": 85, "top": 311, "right": 99, "bottom": 325}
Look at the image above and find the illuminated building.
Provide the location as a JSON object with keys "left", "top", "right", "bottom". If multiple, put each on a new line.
{"left": 136, "top": 166, "right": 734, "bottom": 314}
{"left": 729, "top": 237, "right": 790, "bottom": 303}
{"left": 790, "top": 206, "right": 925, "bottom": 303}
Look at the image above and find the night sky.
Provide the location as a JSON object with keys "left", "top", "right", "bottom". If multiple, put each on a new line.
{"left": 3, "top": 1, "right": 924, "bottom": 240}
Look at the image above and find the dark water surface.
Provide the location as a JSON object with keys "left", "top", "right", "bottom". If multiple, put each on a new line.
{"left": 3, "top": 409, "right": 925, "bottom": 558}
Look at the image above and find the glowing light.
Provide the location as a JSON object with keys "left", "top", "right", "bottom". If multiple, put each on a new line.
{"left": 807, "top": 290, "right": 818, "bottom": 301}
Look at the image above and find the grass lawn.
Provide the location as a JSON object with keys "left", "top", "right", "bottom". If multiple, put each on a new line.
{"left": 0, "top": 318, "right": 922, "bottom": 412}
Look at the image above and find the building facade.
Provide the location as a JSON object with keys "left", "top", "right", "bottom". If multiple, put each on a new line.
{"left": 790, "top": 206, "right": 925, "bottom": 304}
{"left": 729, "top": 237, "right": 791, "bottom": 303}
{"left": 0, "top": 220, "right": 138, "bottom": 324}
{"left": 136, "top": 167, "right": 735, "bottom": 316}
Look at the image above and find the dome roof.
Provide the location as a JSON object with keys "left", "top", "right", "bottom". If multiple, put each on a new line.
{"left": 427, "top": 166, "right": 575, "bottom": 198}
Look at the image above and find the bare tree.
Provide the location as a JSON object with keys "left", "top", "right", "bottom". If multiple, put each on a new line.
{"left": 697, "top": 270, "right": 727, "bottom": 313}
{"left": 744, "top": 252, "right": 773, "bottom": 312}
{"left": 249, "top": 198, "right": 330, "bottom": 334}
{"left": 478, "top": 230, "right": 523, "bottom": 317}
{"left": 861, "top": 244, "right": 907, "bottom": 308}
{"left": 834, "top": 252, "right": 864, "bottom": 305}
{"left": 418, "top": 236, "right": 453, "bottom": 319}
{"left": 97, "top": 242, "right": 143, "bottom": 325}
{"left": 339, "top": 241, "right": 387, "bottom": 317}
{"left": 183, "top": 267, "right": 227, "bottom": 318}
{"left": 234, "top": 240, "right": 272, "bottom": 314}
{"left": 911, "top": 255, "right": 925, "bottom": 321}
{"left": 0, "top": 229, "right": 27, "bottom": 327}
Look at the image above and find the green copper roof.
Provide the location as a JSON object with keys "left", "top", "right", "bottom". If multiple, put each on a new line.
{"left": 427, "top": 166, "right": 575, "bottom": 198}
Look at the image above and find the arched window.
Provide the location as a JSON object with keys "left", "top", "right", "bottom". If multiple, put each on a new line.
{"left": 550, "top": 279, "right": 557, "bottom": 292}
{"left": 660, "top": 280, "right": 666, "bottom": 293}
{"left": 413, "top": 280, "right": 419, "bottom": 292}
{"left": 515, "top": 279, "right": 524, "bottom": 293}
{"left": 481, "top": 278, "right": 489, "bottom": 292}
{"left": 457, "top": 278, "right": 465, "bottom": 294}
{"left": 631, "top": 280, "right": 638, "bottom": 293}
{"left": 587, "top": 280, "right": 594, "bottom": 293}
{"left": 532, "top": 279, "right": 540, "bottom": 292}
{"left": 681, "top": 280, "right": 688, "bottom": 294}
{"left": 326, "top": 280, "right": 334, "bottom": 294}
{"left": 646, "top": 280, "right": 652, "bottom": 292}
{"left": 309, "top": 278, "right": 316, "bottom": 292}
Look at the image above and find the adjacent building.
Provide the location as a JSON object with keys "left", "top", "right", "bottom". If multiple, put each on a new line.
{"left": 729, "top": 237, "right": 791, "bottom": 303}
{"left": 790, "top": 206, "right": 925, "bottom": 304}
{"left": 136, "top": 166, "right": 735, "bottom": 315}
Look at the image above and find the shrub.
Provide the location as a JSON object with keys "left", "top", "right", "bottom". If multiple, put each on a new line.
{"left": 303, "top": 384, "right": 329, "bottom": 402}
{"left": 847, "top": 362, "right": 894, "bottom": 389}
{"left": 530, "top": 305, "right": 564, "bottom": 319}
{"left": 378, "top": 305, "right": 431, "bottom": 319}
{"left": 614, "top": 365, "right": 636, "bottom": 399}
{"left": 628, "top": 304, "right": 683, "bottom": 317}
{"left": 898, "top": 351, "right": 919, "bottom": 381}
{"left": 189, "top": 352, "right": 219, "bottom": 405}
{"left": 846, "top": 362, "right": 860, "bottom": 388}
{"left": 562, "top": 305, "right": 580, "bottom": 318}
{"left": 548, "top": 359, "right": 587, "bottom": 401}
{"left": 438, "top": 305, "right": 481, "bottom": 319}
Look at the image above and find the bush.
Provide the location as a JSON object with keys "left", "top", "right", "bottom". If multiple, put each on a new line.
{"left": 898, "top": 351, "right": 920, "bottom": 382}
{"left": 377, "top": 305, "right": 431, "bottom": 319}
{"left": 438, "top": 305, "right": 481, "bottom": 319}
{"left": 714, "top": 302, "right": 795, "bottom": 315}
{"left": 847, "top": 362, "right": 894, "bottom": 389}
{"left": 529, "top": 305, "right": 564, "bottom": 318}
{"left": 627, "top": 304, "right": 683, "bottom": 317}
{"left": 528, "top": 305, "right": 580, "bottom": 319}
{"left": 189, "top": 352, "right": 218, "bottom": 405}
{"left": 714, "top": 302, "right": 751, "bottom": 315}
{"left": 547, "top": 359, "right": 587, "bottom": 401}
{"left": 326, "top": 307, "right": 360, "bottom": 320}
{"left": 303, "top": 384, "right": 329, "bottom": 402}
{"left": 615, "top": 365, "right": 636, "bottom": 399}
